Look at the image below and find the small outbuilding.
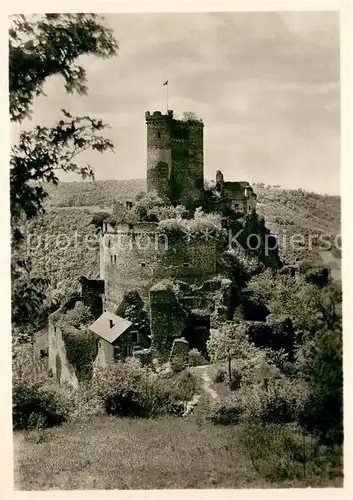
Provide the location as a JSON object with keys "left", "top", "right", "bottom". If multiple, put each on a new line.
{"left": 89, "top": 311, "right": 140, "bottom": 366}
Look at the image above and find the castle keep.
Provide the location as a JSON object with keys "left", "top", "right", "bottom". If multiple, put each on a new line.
{"left": 47, "top": 110, "right": 260, "bottom": 386}
{"left": 146, "top": 110, "right": 204, "bottom": 208}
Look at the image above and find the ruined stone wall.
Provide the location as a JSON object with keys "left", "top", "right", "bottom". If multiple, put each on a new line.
{"left": 101, "top": 223, "right": 217, "bottom": 312}
{"left": 79, "top": 277, "right": 104, "bottom": 318}
{"left": 149, "top": 281, "right": 189, "bottom": 362}
{"left": 93, "top": 338, "right": 114, "bottom": 370}
{"left": 102, "top": 224, "right": 170, "bottom": 312}
{"left": 48, "top": 317, "right": 79, "bottom": 389}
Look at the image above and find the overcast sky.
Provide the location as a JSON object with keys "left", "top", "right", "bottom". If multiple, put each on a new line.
{"left": 15, "top": 11, "right": 340, "bottom": 194}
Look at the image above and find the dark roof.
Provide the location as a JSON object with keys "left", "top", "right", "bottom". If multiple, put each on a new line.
{"left": 89, "top": 311, "right": 133, "bottom": 344}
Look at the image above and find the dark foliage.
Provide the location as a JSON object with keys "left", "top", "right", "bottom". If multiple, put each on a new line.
{"left": 11, "top": 258, "right": 55, "bottom": 335}
{"left": 210, "top": 405, "right": 242, "bottom": 425}
{"left": 63, "top": 329, "right": 98, "bottom": 382}
{"left": 299, "top": 327, "right": 343, "bottom": 445}
{"left": 9, "top": 14, "right": 118, "bottom": 122}
{"left": 104, "top": 392, "right": 150, "bottom": 418}
{"left": 10, "top": 14, "right": 117, "bottom": 335}
{"left": 234, "top": 292, "right": 270, "bottom": 322}
{"left": 304, "top": 267, "right": 329, "bottom": 286}
{"left": 13, "top": 382, "right": 68, "bottom": 430}
{"left": 247, "top": 318, "right": 296, "bottom": 362}
{"left": 91, "top": 211, "right": 111, "bottom": 228}
{"left": 214, "top": 369, "right": 226, "bottom": 383}
{"left": 11, "top": 111, "right": 114, "bottom": 225}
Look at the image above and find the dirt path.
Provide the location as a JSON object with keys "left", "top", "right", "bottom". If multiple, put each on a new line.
{"left": 199, "top": 370, "right": 218, "bottom": 400}
{"left": 184, "top": 365, "right": 219, "bottom": 415}
{"left": 190, "top": 365, "right": 219, "bottom": 400}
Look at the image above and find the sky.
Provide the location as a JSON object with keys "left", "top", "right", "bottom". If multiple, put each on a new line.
{"left": 13, "top": 11, "right": 340, "bottom": 194}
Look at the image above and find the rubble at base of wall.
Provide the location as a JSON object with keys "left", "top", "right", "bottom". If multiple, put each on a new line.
{"left": 170, "top": 337, "right": 189, "bottom": 372}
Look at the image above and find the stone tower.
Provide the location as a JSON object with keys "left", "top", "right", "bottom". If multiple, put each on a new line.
{"left": 145, "top": 110, "right": 204, "bottom": 208}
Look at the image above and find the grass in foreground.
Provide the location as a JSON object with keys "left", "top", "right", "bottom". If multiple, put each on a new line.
{"left": 13, "top": 415, "right": 343, "bottom": 490}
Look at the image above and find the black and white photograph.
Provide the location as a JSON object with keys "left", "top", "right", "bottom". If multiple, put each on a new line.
{"left": 6, "top": 5, "right": 347, "bottom": 492}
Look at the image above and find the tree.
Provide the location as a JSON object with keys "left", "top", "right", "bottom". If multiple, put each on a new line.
{"left": 10, "top": 14, "right": 118, "bottom": 235}
{"left": 298, "top": 325, "right": 343, "bottom": 445}
{"left": 10, "top": 14, "right": 118, "bottom": 335}
{"left": 11, "top": 257, "right": 53, "bottom": 336}
{"left": 207, "top": 322, "right": 250, "bottom": 385}
{"left": 207, "top": 321, "right": 281, "bottom": 388}
{"left": 10, "top": 14, "right": 118, "bottom": 122}
{"left": 61, "top": 301, "right": 94, "bottom": 330}
{"left": 246, "top": 270, "right": 342, "bottom": 335}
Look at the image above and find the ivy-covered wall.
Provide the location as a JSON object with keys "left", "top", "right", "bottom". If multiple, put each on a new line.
{"left": 62, "top": 328, "right": 99, "bottom": 382}
{"left": 101, "top": 224, "right": 217, "bottom": 312}
{"left": 149, "top": 280, "right": 189, "bottom": 362}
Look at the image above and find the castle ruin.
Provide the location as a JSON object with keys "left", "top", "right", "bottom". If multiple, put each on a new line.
{"left": 47, "top": 110, "right": 261, "bottom": 386}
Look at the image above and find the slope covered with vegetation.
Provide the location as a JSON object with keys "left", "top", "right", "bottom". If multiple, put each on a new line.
{"left": 25, "top": 208, "right": 100, "bottom": 304}
{"left": 35, "top": 180, "right": 341, "bottom": 281}
{"left": 255, "top": 185, "right": 341, "bottom": 264}
{"left": 42, "top": 179, "right": 146, "bottom": 209}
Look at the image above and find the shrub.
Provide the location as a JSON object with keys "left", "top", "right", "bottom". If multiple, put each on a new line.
{"left": 246, "top": 317, "right": 296, "bottom": 362}
{"left": 233, "top": 379, "right": 306, "bottom": 424}
{"left": 229, "top": 371, "right": 242, "bottom": 391}
{"left": 94, "top": 359, "right": 171, "bottom": 418}
{"left": 297, "top": 326, "right": 343, "bottom": 446}
{"left": 208, "top": 400, "right": 242, "bottom": 425}
{"left": 188, "top": 348, "right": 208, "bottom": 367}
{"left": 214, "top": 369, "right": 226, "bottom": 383}
{"left": 238, "top": 423, "right": 307, "bottom": 481}
{"left": 13, "top": 381, "right": 68, "bottom": 430}
{"left": 163, "top": 369, "right": 196, "bottom": 403}
{"left": 62, "top": 301, "right": 94, "bottom": 329}
{"left": 238, "top": 422, "right": 343, "bottom": 483}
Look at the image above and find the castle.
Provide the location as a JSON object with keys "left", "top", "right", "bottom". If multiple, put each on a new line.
{"left": 45, "top": 110, "right": 259, "bottom": 387}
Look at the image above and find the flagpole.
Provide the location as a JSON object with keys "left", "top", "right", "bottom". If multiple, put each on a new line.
{"left": 163, "top": 80, "right": 169, "bottom": 112}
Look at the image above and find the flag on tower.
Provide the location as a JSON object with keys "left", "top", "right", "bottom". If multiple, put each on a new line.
{"left": 163, "top": 80, "right": 168, "bottom": 86}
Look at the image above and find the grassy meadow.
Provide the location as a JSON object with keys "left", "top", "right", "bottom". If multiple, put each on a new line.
{"left": 13, "top": 415, "right": 343, "bottom": 490}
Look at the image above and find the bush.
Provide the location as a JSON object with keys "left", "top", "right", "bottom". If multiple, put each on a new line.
{"left": 188, "top": 348, "right": 208, "bottom": 367}
{"left": 208, "top": 400, "right": 242, "bottom": 425}
{"left": 164, "top": 369, "right": 196, "bottom": 403}
{"left": 238, "top": 422, "right": 343, "bottom": 483}
{"left": 214, "top": 369, "right": 226, "bottom": 383}
{"left": 229, "top": 371, "right": 242, "bottom": 391}
{"left": 297, "top": 326, "right": 343, "bottom": 446}
{"left": 246, "top": 317, "right": 296, "bottom": 362}
{"left": 238, "top": 423, "right": 306, "bottom": 481}
{"left": 95, "top": 359, "right": 174, "bottom": 418}
{"left": 209, "top": 378, "right": 307, "bottom": 427}
{"left": 13, "top": 381, "right": 68, "bottom": 430}
{"left": 234, "top": 379, "right": 306, "bottom": 424}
